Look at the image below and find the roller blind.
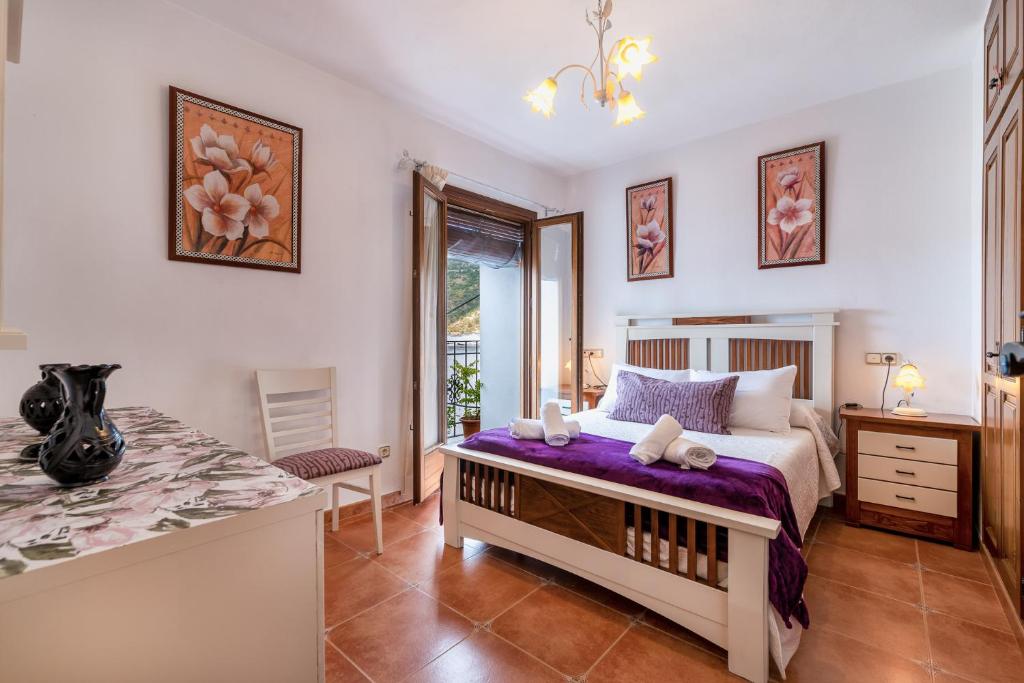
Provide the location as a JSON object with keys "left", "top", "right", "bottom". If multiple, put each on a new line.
{"left": 446, "top": 207, "right": 523, "bottom": 268}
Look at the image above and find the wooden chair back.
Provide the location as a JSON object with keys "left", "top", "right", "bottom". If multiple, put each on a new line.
{"left": 255, "top": 367, "right": 339, "bottom": 463}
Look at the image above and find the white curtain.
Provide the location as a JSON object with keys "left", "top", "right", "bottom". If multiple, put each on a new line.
{"left": 420, "top": 194, "right": 442, "bottom": 451}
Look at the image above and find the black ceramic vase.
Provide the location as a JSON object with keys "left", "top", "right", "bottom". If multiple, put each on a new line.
{"left": 18, "top": 363, "right": 70, "bottom": 461}
{"left": 38, "top": 364, "right": 126, "bottom": 487}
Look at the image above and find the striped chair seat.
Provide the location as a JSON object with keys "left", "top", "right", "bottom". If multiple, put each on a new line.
{"left": 274, "top": 447, "right": 381, "bottom": 480}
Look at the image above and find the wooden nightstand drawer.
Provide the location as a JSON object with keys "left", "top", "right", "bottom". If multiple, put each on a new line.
{"left": 858, "top": 430, "right": 957, "bottom": 465}
{"left": 858, "top": 453, "right": 958, "bottom": 491}
{"left": 858, "top": 478, "right": 958, "bottom": 517}
{"left": 841, "top": 408, "right": 979, "bottom": 550}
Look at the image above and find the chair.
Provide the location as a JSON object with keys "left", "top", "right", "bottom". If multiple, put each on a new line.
{"left": 255, "top": 367, "right": 383, "bottom": 554}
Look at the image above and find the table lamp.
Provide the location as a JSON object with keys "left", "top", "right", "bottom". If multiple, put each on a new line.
{"left": 891, "top": 363, "right": 927, "bottom": 417}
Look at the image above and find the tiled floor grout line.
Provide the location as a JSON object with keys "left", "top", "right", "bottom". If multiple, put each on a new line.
{"left": 325, "top": 636, "right": 377, "bottom": 683}
{"left": 582, "top": 619, "right": 636, "bottom": 679}
{"left": 477, "top": 627, "right": 577, "bottom": 681}
{"left": 392, "top": 584, "right": 571, "bottom": 680}
{"left": 483, "top": 548, "right": 733, "bottom": 663}
{"left": 913, "top": 540, "right": 940, "bottom": 683}
{"left": 485, "top": 548, "right": 645, "bottom": 617}
{"left": 325, "top": 584, "right": 417, "bottom": 634}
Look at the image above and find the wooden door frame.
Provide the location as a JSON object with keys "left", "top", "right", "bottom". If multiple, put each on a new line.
{"left": 444, "top": 184, "right": 538, "bottom": 422}
{"left": 531, "top": 213, "right": 584, "bottom": 416}
{"left": 412, "top": 172, "right": 448, "bottom": 504}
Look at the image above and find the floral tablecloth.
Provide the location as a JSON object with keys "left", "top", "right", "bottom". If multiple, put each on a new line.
{"left": 0, "top": 407, "right": 320, "bottom": 578}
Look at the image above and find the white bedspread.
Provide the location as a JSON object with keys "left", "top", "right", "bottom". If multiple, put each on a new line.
{"left": 573, "top": 405, "right": 841, "bottom": 537}
{"left": 571, "top": 405, "right": 842, "bottom": 676}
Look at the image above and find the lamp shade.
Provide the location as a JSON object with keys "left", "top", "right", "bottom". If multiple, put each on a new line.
{"left": 524, "top": 77, "right": 558, "bottom": 118}
{"left": 614, "top": 90, "right": 645, "bottom": 126}
{"left": 610, "top": 36, "right": 658, "bottom": 81}
{"left": 892, "top": 363, "right": 925, "bottom": 392}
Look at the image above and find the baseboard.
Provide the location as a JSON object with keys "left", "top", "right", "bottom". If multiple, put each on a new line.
{"left": 981, "top": 543, "right": 1024, "bottom": 650}
{"left": 321, "top": 490, "right": 407, "bottom": 525}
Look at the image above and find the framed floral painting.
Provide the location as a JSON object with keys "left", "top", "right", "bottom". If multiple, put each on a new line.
{"left": 626, "top": 177, "right": 674, "bottom": 281}
{"left": 168, "top": 86, "right": 302, "bottom": 272}
{"left": 758, "top": 141, "right": 825, "bottom": 269}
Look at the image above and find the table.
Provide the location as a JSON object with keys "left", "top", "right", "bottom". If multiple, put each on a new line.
{"left": 0, "top": 407, "right": 326, "bottom": 682}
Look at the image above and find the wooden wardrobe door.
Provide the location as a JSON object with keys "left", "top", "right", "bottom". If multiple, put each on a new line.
{"left": 1000, "top": 392, "right": 1021, "bottom": 606}
{"left": 984, "top": 138, "right": 1002, "bottom": 374}
{"left": 988, "top": 4, "right": 1004, "bottom": 133}
{"left": 984, "top": 384, "right": 1002, "bottom": 552}
{"left": 1005, "top": 0, "right": 1023, "bottom": 108}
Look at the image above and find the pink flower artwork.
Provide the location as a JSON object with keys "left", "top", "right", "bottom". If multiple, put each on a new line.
{"left": 758, "top": 142, "right": 825, "bottom": 268}
{"left": 626, "top": 178, "right": 674, "bottom": 281}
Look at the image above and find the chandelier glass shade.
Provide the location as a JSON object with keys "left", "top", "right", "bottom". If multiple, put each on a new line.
{"left": 523, "top": 0, "right": 657, "bottom": 126}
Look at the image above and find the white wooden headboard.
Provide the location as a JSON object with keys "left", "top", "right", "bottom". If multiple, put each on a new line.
{"left": 614, "top": 311, "right": 838, "bottom": 415}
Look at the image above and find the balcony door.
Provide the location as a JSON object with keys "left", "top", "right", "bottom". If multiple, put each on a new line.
{"left": 531, "top": 213, "right": 583, "bottom": 415}
{"left": 412, "top": 172, "right": 447, "bottom": 503}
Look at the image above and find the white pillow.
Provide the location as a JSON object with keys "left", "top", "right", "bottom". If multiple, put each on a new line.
{"left": 596, "top": 363, "right": 692, "bottom": 412}
{"left": 689, "top": 366, "right": 798, "bottom": 433}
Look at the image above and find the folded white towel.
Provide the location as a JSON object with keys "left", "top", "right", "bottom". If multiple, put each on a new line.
{"left": 629, "top": 415, "right": 683, "bottom": 465}
{"left": 663, "top": 436, "right": 717, "bottom": 470}
{"left": 509, "top": 418, "right": 582, "bottom": 441}
{"left": 541, "top": 401, "right": 570, "bottom": 446}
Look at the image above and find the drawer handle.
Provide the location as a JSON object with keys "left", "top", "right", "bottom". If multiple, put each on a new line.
{"left": 895, "top": 494, "right": 916, "bottom": 502}
{"left": 894, "top": 469, "right": 916, "bottom": 476}
{"left": 895, "top": 445, "right": 916, "bottom": 451}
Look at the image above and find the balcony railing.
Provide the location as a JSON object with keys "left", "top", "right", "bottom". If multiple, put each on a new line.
{"left": 446, "top": 338, "right": 480, "bottom": 439}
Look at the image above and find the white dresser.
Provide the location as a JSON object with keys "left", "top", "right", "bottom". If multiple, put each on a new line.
{"left": 0, "top": 408, "right": 327, "bottom": 682}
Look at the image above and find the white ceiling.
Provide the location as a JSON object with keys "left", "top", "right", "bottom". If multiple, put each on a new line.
{"left": 170, "top": 0, "right": 987, "bottom": 175}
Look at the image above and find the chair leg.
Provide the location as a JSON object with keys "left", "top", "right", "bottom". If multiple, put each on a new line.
{"left": 331, "top": 482, "right": 340, "bottom": 532}
{"left": 370, "top": 468, "right": 383, "bottom": 555}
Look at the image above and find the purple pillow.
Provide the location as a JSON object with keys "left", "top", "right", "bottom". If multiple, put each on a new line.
{"left": 608, "top": 371, "right": 739, "bottom": 435}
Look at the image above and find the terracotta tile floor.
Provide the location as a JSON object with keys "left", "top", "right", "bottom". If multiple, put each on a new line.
{"left": 323, "top": 495, "right": 1024, "bottom": 682}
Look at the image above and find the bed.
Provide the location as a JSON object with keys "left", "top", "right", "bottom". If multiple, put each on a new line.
{"left": 440, "top": 311, "right": 840, "bottom": 682}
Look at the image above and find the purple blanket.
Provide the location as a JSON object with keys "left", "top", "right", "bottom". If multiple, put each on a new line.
{"left": 460, "top": 428, "right": 809, "bottom": 628}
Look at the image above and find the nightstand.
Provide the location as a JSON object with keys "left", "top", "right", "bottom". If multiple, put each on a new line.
{"left": 582, "top": 386, "right": 606, "bottom": 411}
{"left": 840, "top": 407, "right": 980, "bottom": 550}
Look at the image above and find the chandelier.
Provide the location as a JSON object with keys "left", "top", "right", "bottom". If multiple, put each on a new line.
{"left": 523, "top": 0, "right": 657, "bottom": 126}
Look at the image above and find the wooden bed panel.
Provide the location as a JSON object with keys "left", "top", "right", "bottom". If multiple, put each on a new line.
{"left": 729, "top": 338, "right": 813, "bottom": 400}
{"left": 517, "top": 475, "right": 626, "bottom": 554}
{"left": 627, "top": 338, "right": 690, "bottom": 369}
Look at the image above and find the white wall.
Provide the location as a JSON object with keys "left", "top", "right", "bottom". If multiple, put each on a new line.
{"left": 570, "top": 67, "right": 977, "bottom": 416}
{"left": 479, "top": 265, "right": 520, "bottom": 429}
{"left": 0, "top": 0, "right": 566, "bottom": 500}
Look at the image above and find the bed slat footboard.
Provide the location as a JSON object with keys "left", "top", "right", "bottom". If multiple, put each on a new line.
{"left": 442, "top": 449, "right": 776, "bottom": 683}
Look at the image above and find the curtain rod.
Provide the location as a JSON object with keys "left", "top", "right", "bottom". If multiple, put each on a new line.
{"left": 398, "top": 150, "right": 562, "bottom": 217}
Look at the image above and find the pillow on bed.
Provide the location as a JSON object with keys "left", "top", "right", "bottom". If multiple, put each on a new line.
{"left": 596, "top": 363, "right": 691, "bottom": 412}
{"left": 690, "top": 366, "right": 797, "bottom": 434}
{"left": 608, "top": 371, "right": 738, "bottom": 435}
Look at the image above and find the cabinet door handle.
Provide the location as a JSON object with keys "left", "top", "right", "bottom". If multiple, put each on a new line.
{"left": 895, "top": 445, "right": 916, "bottom": 451}
{"left": 990, "top": 76, "right": 1002, "bottom": 90}
{"left": 895, "top": 494, "right": 916, "bottom": 501}
{"left": 987, "top": 351, "right": 1000, "bottom": 358}
{"left": 894, "top": 469, "right": 916, "bottom": 476}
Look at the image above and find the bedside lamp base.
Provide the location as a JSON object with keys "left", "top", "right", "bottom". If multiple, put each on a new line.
{"left": 892, "top": 405, "right": 928, "bottom": 417}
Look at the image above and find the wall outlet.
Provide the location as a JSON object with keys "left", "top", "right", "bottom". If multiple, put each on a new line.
{"left": 865, "top": 352, "right": 899, "bottom": 365}
{"left": 378, "top": 445, "right": 391, "bottom": 459}
{"left": 583, "top": 348, "right": 604, "bottom": 358}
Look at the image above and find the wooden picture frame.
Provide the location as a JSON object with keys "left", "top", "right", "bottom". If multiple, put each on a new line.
{"left": 626, "top": 177, "right": 674, "bottom": 282}
{"left": 168, "top": 86, "right": 302, "bottom": 273}
{"left": 757, "top": 141, "right": 825, "bottom": 269}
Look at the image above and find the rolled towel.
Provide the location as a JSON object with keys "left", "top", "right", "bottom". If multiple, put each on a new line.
{"left": 629, "top": 415, "right": 683, "bottom": 465}
{"left": 509, "top": 418, "right": 582, "bottom": 441}
{"left": 541, "top": 400, "right": 570, "bottom": 446}
{"left": 663, "top": 436, "right": 717, "bottom": 470}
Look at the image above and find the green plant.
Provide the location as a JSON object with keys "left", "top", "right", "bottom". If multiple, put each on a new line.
{"left": 447, "top": 360, "right": 482, "bottom": 429}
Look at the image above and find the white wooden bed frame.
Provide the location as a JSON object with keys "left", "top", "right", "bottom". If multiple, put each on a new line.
{"left": 441, "top": 311, "right": 837, "bottom": 683}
